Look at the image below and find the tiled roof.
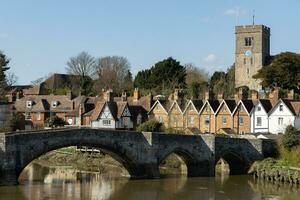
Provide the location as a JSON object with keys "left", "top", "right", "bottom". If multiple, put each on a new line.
{"left": 240, "top": 99, "right": 255, "bottom": 113}
{"left": 208, "top": 100, "right": 221, "bottom": 112}
{"left": 191, "top": 100, "right": 205, "bottom": 111}
{"left": 224, "top": 100, "right": 237, "bottom": 113}
{"left": 14, "top": 95, "right": 73, "bottom": 113}
{"left": 91, "top": 101, "right": 105, "bottom": 121}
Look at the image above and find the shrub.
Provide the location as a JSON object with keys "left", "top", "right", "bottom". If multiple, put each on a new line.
{"left": 282, "top": 125, "right": 300, "bottom": 151}
{"left": 45, "top": 116, "right": 67, "bottom": 128}
{"left": 137, "top": 120, "right": 164, "bottom": 132}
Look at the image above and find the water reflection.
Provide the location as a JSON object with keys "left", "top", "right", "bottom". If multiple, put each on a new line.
{"left": 0, "top": 162, "right": 299, "bottom": 200}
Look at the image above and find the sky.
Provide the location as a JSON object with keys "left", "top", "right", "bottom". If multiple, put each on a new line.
{"left": 0, "top": 0, "right": 300, "bottom": 84}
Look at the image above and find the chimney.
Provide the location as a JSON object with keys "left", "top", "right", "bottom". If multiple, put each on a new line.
{"left": 104, "top": 89, "right": 114, "bottom": 102}
{"left": 204, "top": 91, "right": 210, "bottom": 100}
{"left": 173, "top": 89, "right": 179, "bottom": 101}
{"left": 269, "top": 87, "right": 280, "bottom": 105}
{"left": 287, "top": 90, "right": 294, "bottom": 100}
{"left": 251, "top": 90, "right": 259, "bottom": 101}
{"left": 238, "top": 88, "right": 248, "bottom": 100}
{"left": 67, "top": 91, "right": 73, "bottom": 100}
{"left": 133, "top": 88, "right": 140, "bottom": 102}
{"left": 121, "top": 91, "right": 127, "bottom": 101}
{"left": 217, "top": 92, "right": 224, "bottom": 101}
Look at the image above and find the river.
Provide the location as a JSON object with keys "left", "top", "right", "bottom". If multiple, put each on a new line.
{"left": 0, "top": 162, "right": 300, "bottom": 200}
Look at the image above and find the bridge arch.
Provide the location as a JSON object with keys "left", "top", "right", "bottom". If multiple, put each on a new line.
{"left": 158, "top": 148, "right": 211, "bottom": 177}
{"left": 6, "top": 129, "right": 158, "bottom": 184}
{"left": 215, "top": 151, "right": 250, "bottom": 175}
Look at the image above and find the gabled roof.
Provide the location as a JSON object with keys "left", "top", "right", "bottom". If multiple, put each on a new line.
{"left": 116, "top": 101, "right": 129, "bottom": 118}
{"left": 268, "top": 98, "right": 300, "bottom": 116}
{"left": 148, "top": 100, "right": 170, "bottom": 114}
{"left": 256, "top": 99, "right": 273, "bottom": 114}
{"left": 199, "top": 100, "right": 220, "bottom": 114}
{"left": 91, "top": 101, "right": 106, "bottom": 121}
{"left": 281, "top": 99, "right": 300, "bottom": 116}
{"left": 182, "top": 100, "right": 204, "bottom": 114}
{"left": 232, "top": 99, "right": 254, "bottom": 116}
{"left": 168, "top": 100, "right": 184, "bottom": 114}
{"left": 215, "top": 99, "right": 236, "bottom": 115}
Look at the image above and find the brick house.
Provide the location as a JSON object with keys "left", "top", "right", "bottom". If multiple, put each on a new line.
{"left": 182, "top": 100, "right": 204, "bottom": 130}
{"left": 232, "top": 100, "right": 255, "bottom": 134}
{"left": 215, "top": 99, "right": 237, "bottom": 133}
{"left": 199, "top": 99, "right": 220, "bottom": 133}
{"left": 148, "top": 99, "right": 171, "bottom": 128}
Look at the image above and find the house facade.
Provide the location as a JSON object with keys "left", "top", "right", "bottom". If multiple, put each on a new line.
{"left": 232, "top": 100, "right": 254, "bottom": 134}
{"left": 199, "top": 100, "right": 219, "bottom": 133}
{"left": 269, "top": 99, "right": 300, "bottom": 134}
{"left": 250, "top": 99, "right": 272, "bottom": 133}
{"left": 215, "top": 100, "right": 236, "bottom": 133}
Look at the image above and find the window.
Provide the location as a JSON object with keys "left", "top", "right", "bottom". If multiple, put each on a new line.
{"left": 247, "top": 68, "right": 249, "bottom": 75}
{"left": 137, "top": 114, "right": 142, "bottom": 125}
{"left": 158, "top": 116, "right": 163, "bottom": 123}
{"left": 239, "top": 117, "right": 244, "bottom": 125}
{"left": 26, "top": 101, "right": 32, "bottom": 108}
{"left": 245, "top": 37, "right": 253, "bottom": 46}
{"left": 52, "top": 101, "right": 58, "bottom": 108}
{"left": 103, "top": 119, "right": 111, "bottom": 126}
{"left": 279, "top": 105, "right": 283, "bottom": 111}
{"left": 205, "top": 116, "right": 210, "bottom": 124}
{"left": 278, "top": 117, "right": 283, "bottom": 125}
{"left": 256, "top": 117, "right": 262, "bottom": 126}
{"left": 222, "top": 116, "right": 227, "bottom": 124}
{"left": 257, "top": 106, "right": 261, "bottom": 111}
{"left": 123, "top": 117, "right": 129, "bottom": 126}
{"left": 250, "top": 57, "right": 253, "bottom": 65}
{"left": 188, "top": 116, "right": 194, "bottom": 125}
{"left": 36, "top": 112, "right": 41, "bottom": 121}
{"left": 244, "top": 58, "right": 246, "bottom": 65}
{"left": 25, "top": 112, "right": 31, "bottom": 120}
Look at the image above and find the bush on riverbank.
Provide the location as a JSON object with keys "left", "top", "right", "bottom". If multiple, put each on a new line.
{"left": 137, "top": 120, "right": 164, "bottom": 132}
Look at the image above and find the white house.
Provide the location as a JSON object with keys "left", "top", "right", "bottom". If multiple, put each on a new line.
{"left": 91, "top": 101, "right": 133, "bottom": 129}
{"left": 268, "top": 99, "right": 300, "bottom": 134}
{"left": 250, "top": 99, "right": 273, "bottom": 133}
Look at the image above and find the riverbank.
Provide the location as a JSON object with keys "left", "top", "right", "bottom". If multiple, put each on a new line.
{"left": 34, "top": 147, "right": 185, "bottom": 176}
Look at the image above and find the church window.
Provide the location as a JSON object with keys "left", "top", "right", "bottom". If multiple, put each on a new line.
{"left": 245, "top": 37, "right": 253, "bottom": 46}
{"left": 250, "top": 57, "right": 253, "bottom": 65}
{"left": 244, "top": 58, "right": 246, "bottom": 65}
{"left": 247, "top": 68, "right": 250, "bottom": 75}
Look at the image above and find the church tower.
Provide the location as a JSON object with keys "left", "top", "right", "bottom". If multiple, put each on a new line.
{"left": 235, "top": 25, "right": 270, "bottom": 91}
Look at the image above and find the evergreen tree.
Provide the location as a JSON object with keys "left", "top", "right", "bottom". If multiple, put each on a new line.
{"left": 0, "top": 51, "right": 10, "bottom": 97}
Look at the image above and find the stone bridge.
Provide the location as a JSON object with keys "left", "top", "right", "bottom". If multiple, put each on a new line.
{"left": 0, "top": 128, "right": 276, "bottom": 185}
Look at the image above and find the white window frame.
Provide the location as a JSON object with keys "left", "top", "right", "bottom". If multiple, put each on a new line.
{"left": 36, "top": 112, "right": 41, "bottom": 121}
{"left": 103, "top": 119, "right": 111, "bottom": 126}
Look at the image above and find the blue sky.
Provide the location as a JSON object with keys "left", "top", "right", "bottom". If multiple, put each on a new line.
{"left": 1, "top": 0, "right": 299, "bottom": 84}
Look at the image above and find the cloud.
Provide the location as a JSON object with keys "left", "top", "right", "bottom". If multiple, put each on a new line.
{"left": 224, "top": 7, "right": 247, "bottom": 16}
{"left": 203, "top": 54, "right": 217, "bottom": 62}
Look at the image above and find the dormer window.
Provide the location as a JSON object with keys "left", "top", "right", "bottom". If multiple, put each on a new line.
{"left": 52, "top": 101, "right": 58, "bottom": 108}
{"left": 26, "top": 101, "right": 33, "bottom": 108}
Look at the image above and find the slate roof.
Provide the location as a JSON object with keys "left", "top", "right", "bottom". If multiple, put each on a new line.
{"left": 191, "top": 100, "right": 205, "bottom": 112}
{"left": 241, "top": 99, "right": 255, "bottom": 113}
{"left": 258, "top": 99, "right": 273, "bottom": 113}
{"left": 282, "top": 99, "right": 300, "bottom": 116}
{"left": 208, "top": 100, "right": 221, "bottom": 113}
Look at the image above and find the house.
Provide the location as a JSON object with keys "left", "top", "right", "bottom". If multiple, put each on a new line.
{"left": 232, "top": 99, "right": 254, "bottom": 134}
{"left": 250, "top": 99, "right": 273, "bottom": 133}
{"left": 148, "top": 99, "right": 171, "bottom": 128}
{"left": 14, "top": 93, "right": 74, "bottom": 129}
{"left": 183, "top": 100, "right": 204, "bottom": 130}
{"left": 90, "top": 90, "right": 133, "bottom": 129}
{"left": 268, "top": 99, "right": 300, "bottom": 134}
{"left": 215, "top": 98, "right": 236, "bottom": 133}
{"left": 199, "top": 99, "right": 220, "bottom": 134}
{"left": 168, "top": 100, "right": 185, "bottom": 130}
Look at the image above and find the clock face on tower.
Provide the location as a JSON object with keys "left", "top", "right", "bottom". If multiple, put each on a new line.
{"left": 244, "top": 50, "right": 252, "bottom": 57}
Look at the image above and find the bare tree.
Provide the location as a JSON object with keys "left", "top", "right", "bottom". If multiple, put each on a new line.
{"left": 94, "top": 56, "right": 133, "bottom": 94}
{"left": 66, "top": 52, "right": 96, "bottom": 94}
{"left": 6, "top": 72, "right": 18, "bottom": 87}
{"left": 185, "top": 63, "right": 209, "bottom": 85}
